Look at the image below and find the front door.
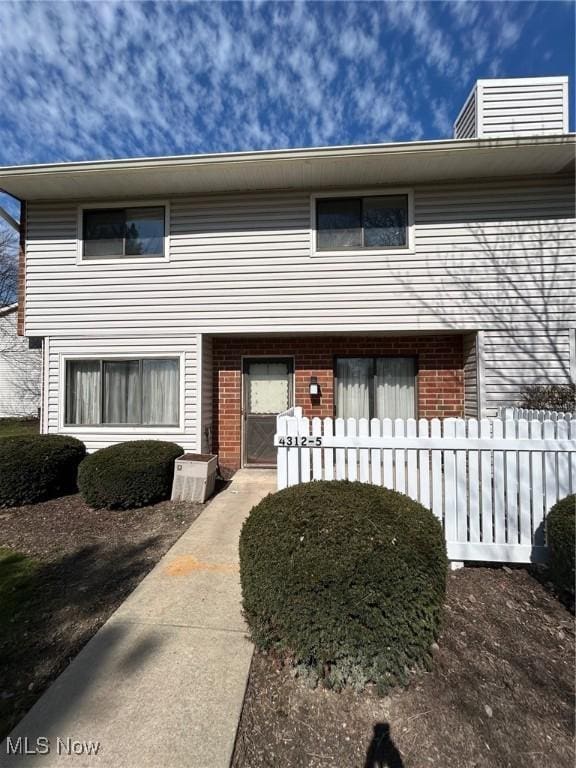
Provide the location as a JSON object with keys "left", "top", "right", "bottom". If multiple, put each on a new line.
{"left": 242, "top": 357, "right": 293, "bottom": 466}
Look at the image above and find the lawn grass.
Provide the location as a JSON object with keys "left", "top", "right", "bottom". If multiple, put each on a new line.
{"left": 0, "top": 548, "right": 40, "bottom": 736}
{"left": 0, "top": 418, "right": 39, "bottom": 438}
{"left": 0, "top": 547, "right": 38, "bottom": 624}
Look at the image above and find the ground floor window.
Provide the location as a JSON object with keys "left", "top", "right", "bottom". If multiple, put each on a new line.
{"left": 335, "top": 356, "right": 416, "bottom": 419}
{"left": 65, "top": 357, "right": 180, "bottom": 426}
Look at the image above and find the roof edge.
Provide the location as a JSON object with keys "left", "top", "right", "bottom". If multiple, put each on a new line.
{"left": 0, "top": 133, "right": 574, "bottom": 178}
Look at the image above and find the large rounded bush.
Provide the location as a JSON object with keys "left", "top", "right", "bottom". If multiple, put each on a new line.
{"left": 547, "top": 494, "right": 575, "bottom": 597}
{"left": 240, "top": 480, "right": 448, "bottom": 692}
{"left": 78, "top": 440, "right": 183, "bottom": 509}
{"left": 0, "top": 434, "right": 86, "bottom": 507}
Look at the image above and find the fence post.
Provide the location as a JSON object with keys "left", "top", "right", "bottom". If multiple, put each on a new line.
{"left": 276, "top": 416, "right": 288, "bottom": 490}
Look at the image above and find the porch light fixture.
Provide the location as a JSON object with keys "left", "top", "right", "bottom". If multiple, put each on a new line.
{"left": 309, "top": 376, "right": 320, "bottom": 396}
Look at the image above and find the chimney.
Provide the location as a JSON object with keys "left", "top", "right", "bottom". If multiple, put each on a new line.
{"left": 454, "top": 76, "right": 569, "bottom": 139}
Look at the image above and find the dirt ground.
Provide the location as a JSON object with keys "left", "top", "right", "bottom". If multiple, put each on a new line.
{"left": 232, "top": 567, "right": 575, "bottom": 768}
{"left": 0, "top": 492, "right": 205, "bottom": 738}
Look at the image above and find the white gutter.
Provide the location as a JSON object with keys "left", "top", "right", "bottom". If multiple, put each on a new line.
{"left": 0, "top": 133, "right": 573, "bottom": 178}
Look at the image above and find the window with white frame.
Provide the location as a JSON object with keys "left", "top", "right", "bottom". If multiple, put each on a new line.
{"left": 315, "top": 194, "right": 409, "bottom": 251}
{"left": 65, "top": 358, "right": 180, "bottom": 426}
{"left": 82, "top": 206, "right": 166, "bottom": 260}
{"left": 335, "top": 357, "right": 416, "bottom": 420}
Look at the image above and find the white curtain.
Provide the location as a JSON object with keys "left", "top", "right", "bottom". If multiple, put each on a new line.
{"left": 66, "top": 361, "right": 100, "bottom": 425}
{"left": 103, "top": 360, "right": 140, "bottom": 423}
{"left": 375, "top": 358, "right": 415, "bottom": 419}
{"left": 336, "top": 358, "right": 370, "bottom": 419}
{"left": 142, "top": 359, "right": 179, "bottom": 424}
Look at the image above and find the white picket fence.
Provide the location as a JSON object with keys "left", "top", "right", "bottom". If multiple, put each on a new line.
{"left": 275, "top": 408, "right": 576, "bottom": 564}
{"left": 498, "top": 406, "right": 574, "bottom": 422}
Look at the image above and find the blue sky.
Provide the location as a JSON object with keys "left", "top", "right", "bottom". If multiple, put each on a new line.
{"left": 0, "top": 0, "right": 574, "bottom": 169}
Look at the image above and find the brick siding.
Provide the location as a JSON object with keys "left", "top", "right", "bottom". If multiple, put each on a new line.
{"left": 212, "top": 335, "right": 465, "bottom": 473}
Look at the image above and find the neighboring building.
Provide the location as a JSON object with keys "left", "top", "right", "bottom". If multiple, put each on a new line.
{"left": 0, "top": 303, "right": 41, "bottom": 418}
{"left": 0, "top": 75, "right": 573, "bottom": 472}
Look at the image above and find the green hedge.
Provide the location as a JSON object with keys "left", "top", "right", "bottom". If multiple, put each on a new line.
{"left": 0, "top": 435, "right": 86, "bottom": 507}
{"left": 78, "top": 440, "right": 183, "bottom": 509}
{"left": 547, "top": 494, "right": 575, "bottom": 598}
{"left": 240, "top": 480, "right": 448, "bottom": 693}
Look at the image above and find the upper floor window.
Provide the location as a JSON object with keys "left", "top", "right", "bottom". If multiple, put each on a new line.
{"left": 82, "top": 205, "right": 166, "bottom": 260}
{"left": 313, "top": 192, "right": 411, "bottom": 254}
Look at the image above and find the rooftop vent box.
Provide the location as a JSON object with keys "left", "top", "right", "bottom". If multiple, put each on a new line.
{"left": 454, "top": 76, "right": 569, "bottom": 139}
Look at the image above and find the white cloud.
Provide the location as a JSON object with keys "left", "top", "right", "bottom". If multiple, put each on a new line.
{"left": 0, "top": 0, "right": 564, "bottom": 165}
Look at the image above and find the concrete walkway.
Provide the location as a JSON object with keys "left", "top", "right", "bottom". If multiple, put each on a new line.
{"left": 0, "top": 470, "right": 276, "bottom": 768}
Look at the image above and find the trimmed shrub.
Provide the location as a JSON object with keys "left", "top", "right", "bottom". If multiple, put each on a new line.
{"left": 547, "top": 494, "right": 575, "bottom": 598}
{"left": 518, "top": 383, "right": 575, "bottom": 412}
{"left": 0, "top": 434, "right": 86, "bottom": 507}
{"left": 239, "top": 480, "right": 448, "bottom": 693}
{"left": 78, "top": 440, "right": 183, "bottom": 509}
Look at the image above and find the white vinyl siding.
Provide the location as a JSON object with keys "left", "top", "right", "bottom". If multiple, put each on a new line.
{"left": 47, "top": 336, "right": 198, "bottom": 452}
{"left": 463, "top": 332, "right": 479, "bottom": 418}
{"left": 454, "top": 89, "right": 477, "bottom": 139}
{"left": 25, "top": 174, "right": 575, "bottom": 421}
{"left": 482, "top": 328, "right": 573, "bottom": 416}
{"left": 454, "top": 77, "right": 568, "bottom": 139}
{"left": 0, "top": 309, "right": 41, "bottom": 418}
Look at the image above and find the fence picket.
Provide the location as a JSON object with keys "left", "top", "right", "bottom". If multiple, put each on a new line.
{"left": 335, "top": 418, "right": 346, "bottom": 480}
{"left": 299, "top": 417, "right": 310, "bottom": 484}
{"left": 358, "top": 419, "right": 370, "bottom": 483}
{"left": 480, "top": 419, "right": 493, "bottom": 543}
{"left": 312, "top": 417, "right": 322, "bottom": 480}
{"left": 455, "top": 419, "right": 468, "bottom": 542}
{"left": 431, "top": 419, "right": 442, "bottom": 523}
{"left": 505, "top": 420, "right": 518, "bottom": 545}
{"left": 517, "top": 419, "right": 532, "bottom": 546}
{"left": 370, "top": 419, "right": 382, "bottom": 485}
{"left": 418, "top": 419, "right": 430, "bottom": 509}
{"left": 406, "top": 418, "right": 418, "bottom": 500}
{"left": 468, "top": 419, "right": 480, "bottom": 543}
{"left": 443, "top": 419, "right": 457, "bottom": 543}
{"left": 571, "top": 420, "right": 576, "bottom": 494}
{"left": 493, "top": 418, "right": 505, "bottom": 544}
{"left": 323, "top": 418, "right": 334, "bottom": 481}
{"left": 347, "top": 418, "right": 358, "bottom": 482}
{"left": 543, "top": 420, "right": 558, "bottom": 514}
{"left": 382, "top": 419, "right": 393, "bottom": 488}
{"left": 394, "top": 418, "right": 406, "bottom": 494}
{"left": 557, "top": 419, "right": 570, "bottom": 499}
{"left": 530, "top": 420, "right": 544, "bottom": 547}
{"left": 286, "top": 416, "right": 299, "bottom": 487}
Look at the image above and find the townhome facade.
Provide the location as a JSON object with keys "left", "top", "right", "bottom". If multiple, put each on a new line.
{"left": 1, "top": 76, "right": 574, "bottom": 474}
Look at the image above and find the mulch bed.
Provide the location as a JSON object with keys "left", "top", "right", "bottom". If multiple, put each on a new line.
{"left": 232, "top": 567, "right": 575, "bottom": 768}
{"left": 0, "top": 493, "right": 205, "bottom": 738}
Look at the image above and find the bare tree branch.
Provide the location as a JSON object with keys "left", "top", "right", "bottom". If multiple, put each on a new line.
{"left": 0, "top": 225, "right": 18, "bottom": 310}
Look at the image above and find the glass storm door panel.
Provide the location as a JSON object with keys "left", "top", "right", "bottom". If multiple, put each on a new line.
{"left": 243, "top": 358, "right": 293, "bottom": 466}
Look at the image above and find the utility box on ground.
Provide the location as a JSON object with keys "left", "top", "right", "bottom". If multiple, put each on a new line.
{"left": 171, "top": 453, "right": 218, "bottom": 503}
